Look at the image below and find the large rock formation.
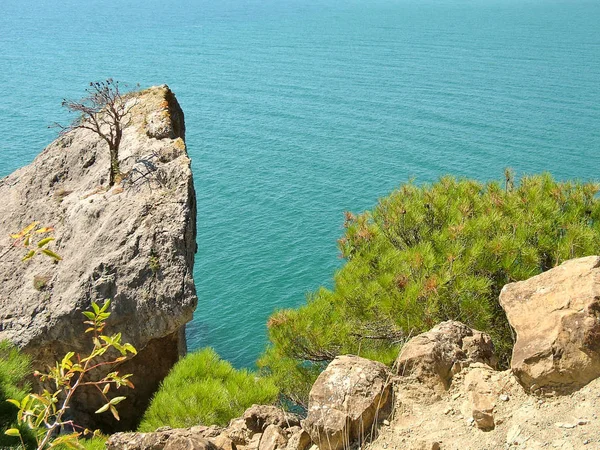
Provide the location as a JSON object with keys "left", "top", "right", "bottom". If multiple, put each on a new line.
{"left": 0, "top": 85, "right": 197, "bottom": 431}
{"left": 499, "top": 256, "right": 600, "bottom": 393}
{"left": 395, "top": 321, "right": 497, "bottom": 390}
{"left": 302, "top": 355, "right": 393, "bottom": 450}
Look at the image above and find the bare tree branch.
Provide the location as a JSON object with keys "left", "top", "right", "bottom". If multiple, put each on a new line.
{"left": 58, "top": 79, "right": 138, "bottom": 186}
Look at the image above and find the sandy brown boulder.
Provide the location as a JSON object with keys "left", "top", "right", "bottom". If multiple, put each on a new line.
{"left": 242, "top": 405, "right": 301, "bottom": 433}
{"left": 499, "top": 256, "right": 600, "bottom": 392}
{"left": 395, "top": 321, "right": 497, "bottom": 390}
{"left": 302, "top": 355, "right": 392, "bottom": 450}
{"left": 0, "top": 85, "right": 197, "bottom": 431}
{"left": 164, "top": 436, "right": 218, "bottom": 450}
{"left": 284, "top": 427, "right": 311, "bottom": 450}
{"left": 212, "top": 435, "right": 237, "bottom": 450}
{"left": 462, "top": 365, "right": 501, "bottom": 430}
{"left": 258, "top": 425, "right": 288, "bottom": 450}
{"left": 225, "top": 418, "right": 254, "bottom": 446}
{"left": 223, "top": 406, "right": 300, "bottom": 447}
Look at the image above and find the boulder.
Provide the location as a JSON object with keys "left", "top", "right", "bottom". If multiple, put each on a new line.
{"left": 462, "top": 365, "right": 501, "bottom": 430}
{"left": 258, "top": 425, "right": 288, "bottom": 450}
{"left": 499, "top": 256, "right": 600, "bottom": 392}
{"left": 395, "top": 321, "right": 497, "bottom": 390}
{"left": 242, "top": 405, "right": 301, "bottom": 433}
{"left": 224, "top": 406, "right": 300, "bottom": 447}
{"left": 284, "top": 427, "right": 311, "bottom": 450}
{"left": 225, "top": 418, "right": 254, "bottom": 446}
{"left": 164, "top": 436, "right": 217, "bottom": 450}
{"left": 212, "top": 434, "right": 237, "bottom": 450}
{"left": 0, "top": 85, "right": 197, "bottom": 431}
{"left": 302, "top": 355, "right": 392, "bottom": 450}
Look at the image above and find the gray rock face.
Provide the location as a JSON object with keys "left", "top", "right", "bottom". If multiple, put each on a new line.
{"left": 0, "top": 85, "right": 197, "bottom": 431}
{"left": 302, "top": 355, "right": 393, "bottom": 450}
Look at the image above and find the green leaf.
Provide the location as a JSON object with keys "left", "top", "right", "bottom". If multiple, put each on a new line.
{"left": 82, "top": 311, "right": 96, "bottom": 320}
{"left": 22, "top": 250, "right": 36, "bottom": 261}
{"left": 5, "top": 428, "right": 21, "bottom": 437}
{"left": 95, "top": 403, "right": 110, "bottom": 414}
{"left": 41, "top": 248, "right": 62, "bottom": 261}
{"left": 109, "top": 404, "right": 120, "bottom": 421}
{"left": 100, "top": 299, "right": 111, "bottom": 312}
{"left": 38, "top": 237, "right": 55, "bottom": 248}
{"left": 61, "top": 352, "right": 75, "bottom": 369}
{"left": 35, "top": 411, "right": 46, "bottom": 428}
{"left": 6, "top": 398, "right": 20, "bottom": 408}
{"left": 109, "top": 396, "right": 126, "bottom": 405}
{"left": 91, "top": 302, "right": 100, "bottom": 314}
{"left": 123, "top": 343, "right": 137, "bottom": 355}
{"left": 11, "top": 221, "right": 39, "bottom": 239}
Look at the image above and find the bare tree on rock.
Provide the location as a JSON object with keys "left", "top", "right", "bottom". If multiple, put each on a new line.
{"left": 58, "top": 79, "right": 137, "bottom": 186}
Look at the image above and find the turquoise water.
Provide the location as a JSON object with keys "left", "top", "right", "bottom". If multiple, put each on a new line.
{"left": 1, "top": 0, "right": 599, "bottom": 368}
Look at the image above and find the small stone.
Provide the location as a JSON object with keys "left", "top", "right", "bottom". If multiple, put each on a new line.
{"left": 467, "top": 417, "right": 475, "bottom": 425}
{"left": 444, "top": 406, "right": 453, "bottom": 415}
{"left": 452, "top": 393, "right": 462, "bottom": 400}
{"left": 538, "top": 400, "right": 544, "bottom": 405}
{"left": 499, "top": 394, "right": 509, "bottom": 402}
{"left": 382, "top": 419, "right": 390, "bottom": 426}
{"left": 577, "top": 419, "right": 589, "bottom": 425}
{"left": 555, "top": 422, "right": 577, "bottom": 429}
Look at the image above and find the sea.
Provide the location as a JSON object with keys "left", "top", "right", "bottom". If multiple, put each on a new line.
{"left": 1, "top": 0, "right": 599, "bottom": 368}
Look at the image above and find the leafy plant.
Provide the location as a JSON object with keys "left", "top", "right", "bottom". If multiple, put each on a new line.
{"left": 5, "top": 300, "right": 137, "bottom": 450}
{"left": 139, "top": 348, "right": 278, "bottom": 431}
{"left": 11, "top": 222, "right": 62, "bottom": 262}
{"left": 259, "top": 173, "right": 600, "bottom": 406}
{"left": 149, "top": 250, "right": 160, "bottom": 276}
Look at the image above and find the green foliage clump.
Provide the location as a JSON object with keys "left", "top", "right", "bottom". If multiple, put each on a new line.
{"left": 139, "top": 348, "right": 279, "bottom": 431}
{"left": 0, "top": 340, "right": 35, "bottom": 449}
{"left": 259, "top": 174, "right": 600, "bottom": 406}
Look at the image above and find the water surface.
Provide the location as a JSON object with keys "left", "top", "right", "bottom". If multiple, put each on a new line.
{"left": 1, "top": 0, "right": 599, "bottom": 367}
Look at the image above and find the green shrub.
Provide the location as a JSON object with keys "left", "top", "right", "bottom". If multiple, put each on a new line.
{"left": 258, "top": 174, "right": 600, "bottom": 406}
{"left": 0, "top": 340, "right": 35, "bottom": 449}
{"left": 139, "top": 348, "right": 279, "bottom": 431}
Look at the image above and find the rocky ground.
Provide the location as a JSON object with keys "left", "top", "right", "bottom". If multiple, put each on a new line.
{"left": 369, "top": 367, "right": 600, "bottom": 450}
{"left": 108, "top": 256, "right": 600, "bottom": 450}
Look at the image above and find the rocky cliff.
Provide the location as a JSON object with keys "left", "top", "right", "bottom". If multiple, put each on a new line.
{"left": 0, "top": 85, "right": 197, "bottom": 431}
